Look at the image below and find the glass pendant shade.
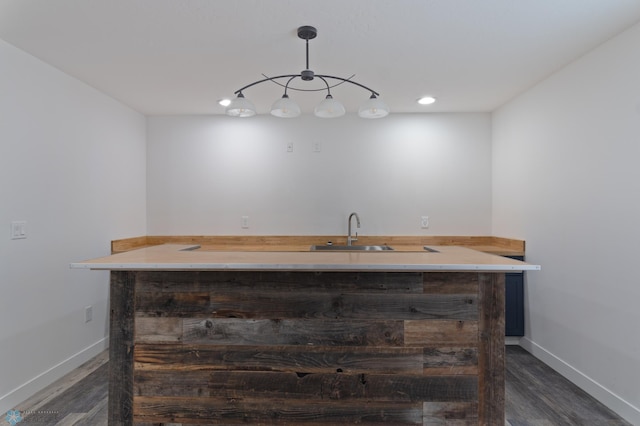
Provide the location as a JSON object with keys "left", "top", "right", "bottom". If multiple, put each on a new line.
{"left": 270, "top": 94, "right": 301, "bottom": 118}
{"left": 314, "top": 95, "right": 346, "bottom": 118}
{"left": 225, "top": 93, "right": 257, "bottom": 117}
{"left": 358, "top": 94, "right": 390, "bottom": 119}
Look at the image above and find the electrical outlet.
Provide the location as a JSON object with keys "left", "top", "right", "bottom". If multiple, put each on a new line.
{"left": 420, "top": 216, "right": 429, "bottom": 229}
{"left": 312, "top": 141, "right": 322, "bottom": 152}
{"left": 85, "top": 305, "right": 93, "bottom": 323}
{"left": 286, "top": 142, "right": 294, "bottom": 152}
{"left": 241, "top": 216, "right": 249, "bottom": 229}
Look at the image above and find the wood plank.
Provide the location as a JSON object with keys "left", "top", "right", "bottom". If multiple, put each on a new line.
{"left": 134, "top": 369, "right": 208, "bottom": 398}
{"left": 135, "top": 291, "right": 211, "bottom": 316}
{"left": 71, "top": 397, "right": 108, "bottom": 426}
{"left": 135, "top": 270, "right": 424, "bottom": 293}
{"left": 488, "top": 236, "right": 525, "bottom": 253}
{"left": 134, "top": 370, "right": 477, "bottom": 402}
{"left": 133, "top": 397, "right": 424, "bottom": 425}
{"left": 10, "top": 362, "right": 108, "bottom": 425}
{"left": 110, "top": 236, "right": 148, "bottom": 253}
{"left": 134, "top": 317, "right": 182, "bottom": 343}
{"left": 14, "top": 350, "right": 109, "bottom": 414}
{"left": 209, "top": 372, "right": 477, "bottom": 402}
{"left": 109, "top": 271, "right": 135, "bottom": 425}
{"left": 423, "top": 402, "right": 479, "bottom": 425}
{"left": 135, "top": 291, "right": 477, "bottom": 320}
{"left": 423, "top": 346, "right": 478, "bottom": 376}
{"left": 180, "top": 318, "right": 404, "bottom": 346}
{"left": 404, "top": 320, "right": 479, "bottom": 346}
{"left": 135, "top": 344, "right": 424, "bottom": 374}
{"left": 505, "top": 346, "right": 631, "bottom": 425}
{"left": 423, "top": 272, "right": 479, "bottom": 294}
{"left": 477, "top": 272, "right": 506, "bottom": 426}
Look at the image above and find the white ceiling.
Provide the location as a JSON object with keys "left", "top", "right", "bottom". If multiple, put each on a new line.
{"left": 1, "top": 0, "right": 640, "bottom": 115}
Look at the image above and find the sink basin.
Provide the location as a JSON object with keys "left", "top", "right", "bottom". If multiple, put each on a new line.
{"left": 310, "top": 244, "right": 394, "bottom": 251}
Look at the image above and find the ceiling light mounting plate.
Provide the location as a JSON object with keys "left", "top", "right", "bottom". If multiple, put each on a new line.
{"left": 297, "top": 26, "right": 317, "bottom": 41}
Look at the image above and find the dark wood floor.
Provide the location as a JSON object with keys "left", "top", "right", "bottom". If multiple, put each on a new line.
{"left": 13, "top": 346, "right": 631, "bottom": 425}
{"left": 504, "top": 347, "right": 630, "bottom": 426}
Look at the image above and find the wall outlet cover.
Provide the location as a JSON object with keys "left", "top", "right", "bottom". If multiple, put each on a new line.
{"left": 420, "top": 216, "right": 429, "bottom": 229}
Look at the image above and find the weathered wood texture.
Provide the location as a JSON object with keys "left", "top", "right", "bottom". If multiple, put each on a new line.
{"left": 107, "top": 270, "right": 505, "bottom": 425}
{"left": 17, "top": 346, "right": 633, "bottom": 426}
{"left": 478, "top": 272, "right": 506, "bottom": 425}
{"left": 109, "top": 271, "right": 135, "bottom": 425}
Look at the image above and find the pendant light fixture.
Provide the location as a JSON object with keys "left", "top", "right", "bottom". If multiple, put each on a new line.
{"left": 225, "top": 26, "right": 389, "bottom": 119}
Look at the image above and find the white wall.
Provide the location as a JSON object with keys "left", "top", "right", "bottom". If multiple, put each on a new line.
{"left": 0, "top": 39, "right": 147, "bottom": 412}
{"left": 492, "top": 22, "right": 640, "bottom": 424}
{"left": 147, "top": 113, "right": 492, "bottom": 236}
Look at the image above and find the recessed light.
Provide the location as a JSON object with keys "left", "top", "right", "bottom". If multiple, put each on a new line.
{"left": 417, "top": 96, "right": 436, "bottom": 105}
{"left": 218, "top": 99, "right": 232, "bottom": 107}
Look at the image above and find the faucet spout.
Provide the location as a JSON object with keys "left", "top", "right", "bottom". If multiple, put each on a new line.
{"left": 347, "top": 212, "right": 361, "bottom": 246}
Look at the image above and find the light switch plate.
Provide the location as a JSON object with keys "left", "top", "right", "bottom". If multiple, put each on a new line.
{"left": 10, "top": 221, "right": 27, "bottom": 239}
{"left": 420, "top": 216, "right": 429, "bottom": 229}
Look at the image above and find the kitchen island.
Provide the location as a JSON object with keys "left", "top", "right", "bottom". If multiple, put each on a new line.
{"left": 71, "top": 244, "right": 539, "bottom": 425}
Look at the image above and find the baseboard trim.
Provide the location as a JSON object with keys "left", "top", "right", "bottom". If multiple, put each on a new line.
{"left": 519, "top": 337, "right": 640, "bottom": 425}
{"left": 505, "top": 336, "right": 522, "bottom": 345}
{"left": 0, "top": 337, "right": 109, "bottom": 414}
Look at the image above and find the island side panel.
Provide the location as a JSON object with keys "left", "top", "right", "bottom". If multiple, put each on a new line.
{"left": 109, "top": 271, "right": 135, "bottom": 425}
{"left": 129, "top": 270, "right": 493, "bottom": 425}
{"left": 478, "top": 272, "right": 506, "bottom": 426}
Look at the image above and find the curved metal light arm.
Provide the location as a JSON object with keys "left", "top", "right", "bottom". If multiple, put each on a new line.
{"left": 233, "top": 74, "right": 380, "bottom": 97}
{"left": 283, "top": 75, "right": 297, "bottom": 95}
{"left": 233, "top": 74, "right": 300, "bottom": 95}
{"left": 316, "top": 74, "right": 380, "bottom": 97}
{"left": 260, "top": 73, "right": 353, "bottom": 93}
{"left": 316, "top": 75, "right": 332, "bottom": 96}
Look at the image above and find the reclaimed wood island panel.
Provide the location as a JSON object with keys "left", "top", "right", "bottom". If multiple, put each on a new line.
{"left": 71, "top": 245, "right": 539, "bottom": 425}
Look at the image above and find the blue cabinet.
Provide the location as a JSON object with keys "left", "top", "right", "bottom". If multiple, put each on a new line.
{"left": 504, "top": 255, "right": 525, "bottom": 336}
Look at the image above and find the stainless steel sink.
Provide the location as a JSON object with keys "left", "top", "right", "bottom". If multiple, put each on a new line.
{"left": 310, "top": 244, "right": 394, "bottom": 251}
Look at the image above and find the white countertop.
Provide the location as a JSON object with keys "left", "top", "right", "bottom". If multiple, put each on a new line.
{"left": 70, "top": 244, "right": 540, "bottom": 272}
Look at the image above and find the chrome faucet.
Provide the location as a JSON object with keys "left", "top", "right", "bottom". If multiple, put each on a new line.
{"left": 347, "top": 212, "right": 361, "bottom": 246}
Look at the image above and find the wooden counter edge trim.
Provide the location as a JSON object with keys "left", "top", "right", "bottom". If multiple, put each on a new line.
{"left": 111, "top": 235, "right": 525, "bottom": 255}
